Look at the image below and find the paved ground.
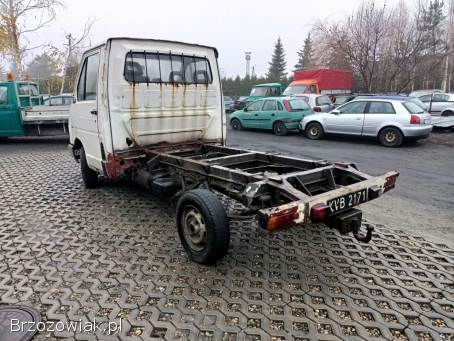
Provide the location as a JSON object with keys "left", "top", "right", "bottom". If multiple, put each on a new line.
{"left": 0, "top": 138, "right": 453, "bottom": 341}
{"left": 227, "top": 128, "right": 454, "bottom": 248}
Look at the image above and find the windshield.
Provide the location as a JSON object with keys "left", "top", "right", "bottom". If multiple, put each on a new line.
{"left": 17, "top": 83, "right": 39, "bottom": 96}
{"left": 403, "top": 101, "right": 425, "bottom": 114}
{"left": 409, "top": 97, "right": 427, "bottom": 110}
{"left": 250, "top": 87, "right": 268, "bottom": 96}
{"left": 283, "top": 84, "right": 316, "bottom": 95}
{"left": 289, "top": 99, "right": 311, "bottom": 111}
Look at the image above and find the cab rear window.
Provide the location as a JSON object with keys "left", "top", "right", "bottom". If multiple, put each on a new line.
{"left": 289, "top": 99, "right": 310, "bottom": 111}
{"left": 124, "top": 52, "right": 212, "bottom": 84}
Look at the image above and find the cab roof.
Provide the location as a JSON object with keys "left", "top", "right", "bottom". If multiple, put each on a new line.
{"left": 254, "top": 83, "right": 282, "bottom": 87}
{"left": 85, "top": 37, "right": 219, "bottom": 57}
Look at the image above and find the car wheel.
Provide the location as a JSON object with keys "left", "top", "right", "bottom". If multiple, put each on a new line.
{"left": 273, "top": 121, "right": 288, "bottom": 136}
{"left": 176, "top": 189, "right": 230, "bottom": 265}
{"left": 230, "top": 118, "right": 243, "bottom": 131}
{"left": 80, "top": 146, "right": 100, "bottom": 188}
{"left": 379, "top": 127, "right": 403, "bottom": 147}
{"left": 305, "top": 122, "right": 324, "bottom": 140}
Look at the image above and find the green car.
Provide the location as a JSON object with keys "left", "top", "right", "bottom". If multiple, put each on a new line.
{"left": 229, "top": 97, "right": 313, "bottom": 136}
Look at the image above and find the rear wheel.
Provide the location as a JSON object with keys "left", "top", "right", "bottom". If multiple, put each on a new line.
{"left": 80, "top": 147, "right": 99, "bottom": 188}
{"left": 230, "top": 118, "right": 243, "bottom": 131}
{"left": 305, "top": 122, "right": 324, "bottom": 140}
{"left": 176, "top": 189, "right": 230, "bottom": 264}
{"left": 378, "top": 127, "right": 403, "bottom": 147}
{"left": 273, "top": 121, "right": 288, "bottom": 136}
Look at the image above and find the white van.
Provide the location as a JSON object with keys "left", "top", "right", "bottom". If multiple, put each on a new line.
{"left": 70, "top": 37, "right": 224, "bottom": 183}
{"left": 70, "top": 37, "right": 398, "bottom": 265}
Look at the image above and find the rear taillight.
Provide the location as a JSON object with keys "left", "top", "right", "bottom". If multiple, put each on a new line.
{"left": 283, "top": 99, "right": 293, "bottom": 112}
{"left": 310, "top": 204, "right": 329, "bottom": 221}
{"left": 410, "top": 115, "right": 420, "bottom": 124}
{"left": 313, "top": 106, "right": 321, "bottom": 112}
{"left": 384, "top": 173, "right": 399, "bottom": 192}
{"left": 265, "top": 206, "right": 299, "bottom": 231}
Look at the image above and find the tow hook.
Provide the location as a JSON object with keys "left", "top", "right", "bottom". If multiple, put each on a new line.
{"left": 353, "top": 225, "right": 374, "bottom": 243}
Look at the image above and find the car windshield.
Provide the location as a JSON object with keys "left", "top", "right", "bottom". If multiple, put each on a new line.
{"left": 289, "top": 99, "right": 311, "bottom": 111}
{"left": 403, "top": 101, "right": 425, "bottom": 114}
{"left": 283, "top": 85, "right": 312, "bottom": 95}
{"left": 250, "top": 87, "right": 268, "bottom": 96}
{"left": 409, "top": 97, "right": 426, "bottom": 110}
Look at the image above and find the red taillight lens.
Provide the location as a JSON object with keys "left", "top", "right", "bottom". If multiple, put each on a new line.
{"left": 265, "top": 206, "right": 299, "bottom": 231}
{"left": 283, "top": 99, "right": 293, "bottom": 112}
{"left": 310, "top": 204, "right": 328, "bottom": 222}
{"left": 313, "top": 106, "right": 321, "bottom": 112}
{"left": 384, "top": 173, "right": 399, "bottom": 192}
{"left": 410, "top": 115, "right": 420, "bottom": 124}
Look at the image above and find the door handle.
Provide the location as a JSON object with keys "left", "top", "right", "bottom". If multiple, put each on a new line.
{"left": 356, "top": 117, "right": 361, "bottom": 120}
{"left": 90, "top": 109, "right": 98, "bottom": 115}
{"left": 271, "top": 114, "right": 275, "bottom": 116}
{"left": 254, "top": 114, "right": 258, "bottom": 116}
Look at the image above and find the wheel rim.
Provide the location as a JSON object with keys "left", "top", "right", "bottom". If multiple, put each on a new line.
{"left": 232, "top": 120, "right": 239, "bottom": 129}
{"left": 276, "top": 123, "right": 283, "bottom": 133}
{"left": 384, "top": 130, "right": 397, "bottom": 143}
{"left": 310, "top": 126, "right": 319, "bottom": 137}
{"left": 181, "top": 205, "right": 206, "bottom": 252}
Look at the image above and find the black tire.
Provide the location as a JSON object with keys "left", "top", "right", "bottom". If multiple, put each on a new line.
{"left": 273, "top": 121, "right": 288, "bottom": 136}
{"left": 176, "top": 189, "right": 230, "bottom": 264}
{"left": 80, "top": 147, "right": 99, "bottom": 188}
{"left": 230, "top": 118, "right": 243, "bottom": 131}
{"left": 378, "top": 127, "right": 403, "bottom": 147}
{"left": 305, "top": 122, "right": 324, "bottom": 140}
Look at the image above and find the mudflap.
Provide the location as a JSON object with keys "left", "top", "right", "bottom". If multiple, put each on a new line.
{"left": 325, "top": 208, "right": 373, "bottom": 243}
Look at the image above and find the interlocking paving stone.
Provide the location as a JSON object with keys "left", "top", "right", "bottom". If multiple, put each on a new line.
{"left": 0, "top": 140, "right": 453, "bottom": 341}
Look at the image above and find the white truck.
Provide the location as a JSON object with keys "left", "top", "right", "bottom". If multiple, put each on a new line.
{"left": 69, "top": 37, "right": 399, "bottom": 264}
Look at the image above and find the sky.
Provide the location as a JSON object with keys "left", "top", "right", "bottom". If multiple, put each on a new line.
{"left": 29, "top": 0, "right": 401, "bottom": 78}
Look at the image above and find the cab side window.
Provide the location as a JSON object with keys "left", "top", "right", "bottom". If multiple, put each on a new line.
{"left": 0, "top": 86, "right": 7, "bottom": 105}
{"left": 338, "top": 101, "right": 367, "bottom": 114}
{"left": 262, "top": 100, "right": 277, "bottom": 111}
{"left": 77, "top": 53, "right": 99, "bottom": 101}
{"left": 367, "top": 101, "right": 395, "bottom": 114}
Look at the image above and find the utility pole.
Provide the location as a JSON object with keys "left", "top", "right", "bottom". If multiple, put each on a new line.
{"left": 60, "top": 33, "right": 73, "bottom": 95}
{"left": 442, "top": 0, "right": 453, "bottom": 92}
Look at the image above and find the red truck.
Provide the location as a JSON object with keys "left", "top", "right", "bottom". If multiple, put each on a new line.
{"left": 283, "top": 68, "right": 353, "bottom": 96}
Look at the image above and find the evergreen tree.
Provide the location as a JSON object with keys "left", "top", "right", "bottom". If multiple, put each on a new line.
{"left": 295, "top": 33, "right": 314, "bottom": 69}
{"left": 267, "top": 37, "right": 287, "bottom": 81}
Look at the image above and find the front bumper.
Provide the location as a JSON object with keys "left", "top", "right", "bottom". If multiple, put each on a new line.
{"left": 402, "top": 125, "right": 433, "bottom": 138}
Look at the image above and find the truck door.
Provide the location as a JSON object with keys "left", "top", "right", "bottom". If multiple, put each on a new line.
{"left": 72, "top": 51, "right": 103, "bottom": 171}
{"left": 0, "top": 83, "right": 23, "bottom": 137}
{"left": 325, "top": 101, "right": 366, "bottom": 135}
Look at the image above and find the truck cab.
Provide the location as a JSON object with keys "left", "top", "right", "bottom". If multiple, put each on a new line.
{"left": 248, "top": 83, "right": 283, "bottom": 101}
{"left": 0, "top": 76, "right": 69, "bottom": 137}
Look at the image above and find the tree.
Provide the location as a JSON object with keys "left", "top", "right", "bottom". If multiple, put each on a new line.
{"left": 267, "top": 37, "right": 287, "bottom": 81}
{"left": 295, "top": 33, "right": 314, "bottom": 69}
{"left": 0, "top": 0, "right": 63, "bottom": 77}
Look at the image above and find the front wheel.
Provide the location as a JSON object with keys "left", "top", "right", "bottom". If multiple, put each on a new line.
{"left": 230, "top": 118, "right": 243, "bottom": 131}
{"left": 305, "top": 122, "right": 324, "bottom": 140}
{"left": 378, "top": 127, "right": 403, "bottom": 147}
{"left": 176, "top": 189, "right": 230, "bottom": 264}
{"left": 273, "top": 121, "right": 288, "bottom": 136}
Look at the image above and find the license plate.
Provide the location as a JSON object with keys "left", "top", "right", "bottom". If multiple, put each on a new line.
{"left": 327, "top": 189, "right": 368, "bottom": 214}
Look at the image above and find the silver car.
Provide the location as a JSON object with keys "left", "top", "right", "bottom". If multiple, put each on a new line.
{"left": 291, "top": 94, "right": 335, "bottom": 112}
{"left": 299, "top": 98, "right": 433, "bottom": 147}
{"left": 414, "top": 92, "right": 454, "bottom": 116}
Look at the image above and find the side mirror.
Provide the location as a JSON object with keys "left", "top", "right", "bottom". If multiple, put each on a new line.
{"left": 73, "top": 98, "right": 76, "bottom": 104}
{"left": 332, "top": 110, "right": 340, "bottom": 115}
{"left": 243, "top": 107, "right": 248, "bottom": 112}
